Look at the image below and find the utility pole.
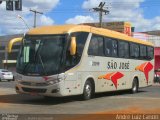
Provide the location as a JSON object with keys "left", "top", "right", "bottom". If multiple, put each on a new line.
{"left": 30, "top": 9, "right": 43, "bottom": 28}
{"left": 93, "top": 2, "right": 109, "bottom": 27}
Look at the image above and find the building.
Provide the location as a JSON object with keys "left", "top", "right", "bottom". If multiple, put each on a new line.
{"left": 0, "top": 34, "right": 23, "bottom": 71}
{"left": 143, "top": 30, "right": 160, "bottom": 36}
{"left": 82, "top": 21, "right": 132, "bottom": 36}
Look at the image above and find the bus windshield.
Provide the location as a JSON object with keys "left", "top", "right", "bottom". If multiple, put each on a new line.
{"left": 16, "top": 35, "right": 66, "bottom": 76}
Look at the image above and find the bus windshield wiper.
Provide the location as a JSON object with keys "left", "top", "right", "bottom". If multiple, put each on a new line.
{"left": 34, "top": 41, "right": 47, "bottom": 75}
{"left": 23, "top": 62, "right": 30, "bottom": 74}
{"left": 38, "top": 54, "right": 47, "bottom": 75}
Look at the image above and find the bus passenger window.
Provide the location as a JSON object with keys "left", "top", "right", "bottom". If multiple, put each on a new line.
{"left": 105, "top": 38, "right": 117, "bottom": 57}
{"left": 104, "top": 39, "right": 112, "bottom": 56}
{"left": 112, "top": 40, "right": 118, "bottom": 57}
{"left": 88, "top": 37, "right": 99, "bottom": 55}
{"left": 140, "top": 45, "right": 147, "bottom": 59}
{"left": 118, "top": 41, "right": 129, "bottom": 58}
{"left": 130, "top": 43, "right": 139, "bottom": 59}
{"left": 147, "top": 46, "right": 154, "bottom": 60}
{"left": 88, "top": 35, "right": 104, "bottom": 56}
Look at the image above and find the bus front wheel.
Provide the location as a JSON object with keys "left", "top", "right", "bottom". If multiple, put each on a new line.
{"left": 82, "top": 80, "right": 93, "bottom": 100}
{"left": 131, "top": 78, "right": 139, "bottom": 94}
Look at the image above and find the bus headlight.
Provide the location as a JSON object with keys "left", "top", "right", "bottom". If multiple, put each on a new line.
{"left": 47, "top": 78, "right": 62, "bottom": 85}
{"left": 46, "top": 74, "right": 66, "bottom": 85}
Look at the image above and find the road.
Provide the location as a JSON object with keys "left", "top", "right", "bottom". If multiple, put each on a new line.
{"left": 0, "top": 81, "right": 160, "bottom": 114}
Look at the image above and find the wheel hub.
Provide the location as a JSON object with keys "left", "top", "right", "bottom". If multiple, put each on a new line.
{"left": 85, "top": 84, "right": 91, "bottom": 97}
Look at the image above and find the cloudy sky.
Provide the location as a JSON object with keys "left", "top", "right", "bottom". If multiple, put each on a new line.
{"left": 0, "top": 0, "right": 160, "bottom": 35}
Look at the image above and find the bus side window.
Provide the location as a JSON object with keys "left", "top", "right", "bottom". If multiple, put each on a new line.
{"left": 65, "top": 32, "right": 88, "bottom": 70}
{"left": 88, "top": 35, "right": 104, "bottom": 56}
{"left": 104, "top": 38, "right": 111, "bottom": 56}
{"left": 88, "top": 36, "right": 99, "bottom": 56}
{"left": 118, "top": 41, "right": 129, "bottom": 58}
{"left": 112, "top": 40, "right": 118, "bottom": 57}
{"left": 104, "top": 37, "right": 117, "bottom": 57}
{"left": 135, "top": 44, "right": 140, "bottom": 58}
{"left": 130, "top": 43, "right": 139, "bottom": 59}
{"left": 147, "top": 46, "right": 154, "bottom": 60}
{"left": 140, "top": 45, "right": 147, "bottom": 59}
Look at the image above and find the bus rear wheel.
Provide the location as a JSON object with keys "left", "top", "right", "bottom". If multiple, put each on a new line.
{"left": 82, "top": 80, "right": 93, "bottom": 100}
{"left": 131, "top": 78, "right": 139, "bottom": 94}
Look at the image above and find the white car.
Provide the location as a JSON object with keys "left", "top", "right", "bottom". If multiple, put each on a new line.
{"left": 0, "top": 69, "right": 14, "bottom": 81}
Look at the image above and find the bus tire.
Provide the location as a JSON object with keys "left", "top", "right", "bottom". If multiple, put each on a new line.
{"left": 131, "top": 78, "right": 139, "bottom": 94}
{"left": 82, "top": 80, "right": 93, "bottom": 100}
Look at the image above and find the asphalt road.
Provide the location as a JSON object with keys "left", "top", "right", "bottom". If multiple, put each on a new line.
{"left": 0, "top": 81, "right": 15, "bottom": 89}
{"left": 0, "top": 81, "right": 160, "bottom": 114}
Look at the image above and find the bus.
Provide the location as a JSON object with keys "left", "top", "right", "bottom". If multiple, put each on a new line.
{"left": 8, "top": 24, "right": 154, "bottom": 100}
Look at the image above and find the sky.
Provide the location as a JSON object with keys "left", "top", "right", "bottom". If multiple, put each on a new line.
{"left": 0, "top": 0, "right": 160, "bottom": 35}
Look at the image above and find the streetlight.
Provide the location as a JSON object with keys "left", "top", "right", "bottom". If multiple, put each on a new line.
{"left": 17, "top": 15, "right": 30, "bottom": 30}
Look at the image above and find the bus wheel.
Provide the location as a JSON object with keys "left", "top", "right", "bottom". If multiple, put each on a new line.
{"left": 82, "top": 80, "right": 93, "bottom": 100}
{"left": 131, "top": 78, "right": 139, "bottom": 94}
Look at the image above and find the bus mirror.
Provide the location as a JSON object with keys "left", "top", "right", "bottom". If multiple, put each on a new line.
{"left": 8, "top": 37, "right": 22, "bottom": 53}
{"left": 70, "top": 37, "right": 77, "bottom": 56}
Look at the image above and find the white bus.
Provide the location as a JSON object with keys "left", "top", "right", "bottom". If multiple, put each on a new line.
{"left": 8, "top": 25, "right": 154, "bottom": 100}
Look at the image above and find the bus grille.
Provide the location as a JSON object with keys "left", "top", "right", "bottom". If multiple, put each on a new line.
{"left": 22, "top": 87, "right": 47, "bottom": 93}
{"left": 20, "top": 82, "right": 48, "bottom": 86}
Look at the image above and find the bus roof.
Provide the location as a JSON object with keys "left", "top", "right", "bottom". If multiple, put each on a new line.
{"left": 27, "top": 24, "right": 154, "bottom": 46}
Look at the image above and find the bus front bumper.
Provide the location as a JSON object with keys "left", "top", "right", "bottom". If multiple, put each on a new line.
{"left": 15, "top": 82, "right": 64, "bottom": 97}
